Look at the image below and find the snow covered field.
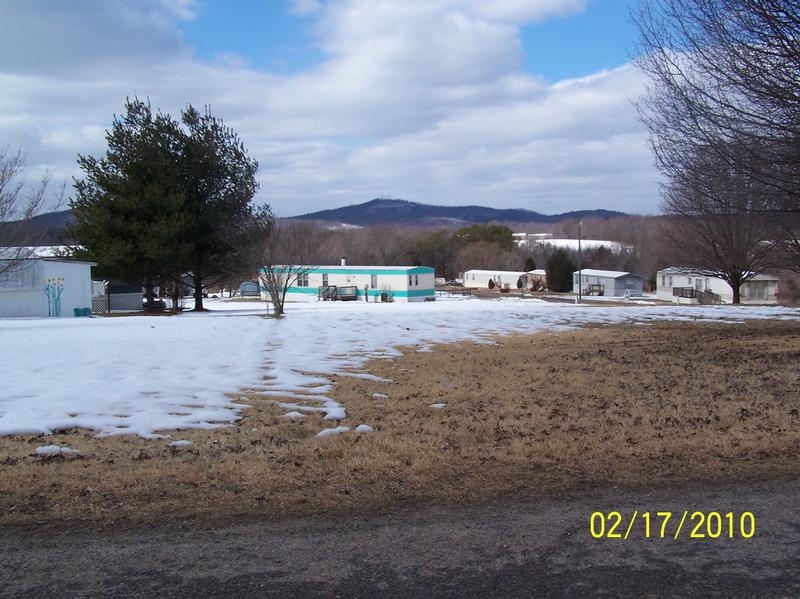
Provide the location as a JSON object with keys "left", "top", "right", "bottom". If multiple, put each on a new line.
{"left": 1, "top": 297, "right": 798, "bottom": 438}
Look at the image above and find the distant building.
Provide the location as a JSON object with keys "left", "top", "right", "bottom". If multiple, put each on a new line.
{"left": 513, "top": 232, "right": 553, "bottom": 245}
{"left": 655, "top": 268, "right": 779, "bottom": 304}
{"left": 238, "top": 281, "right": 260, "bottom": 297}
{"left": 463, "top": 270, "right": 526, "bottom": 289}
{"left": 261, "top": 263, "right": 435, "bottom": 303}
{"left": 463, "top": 269, "right": 548, "bottom": 290}
{"left": 527, "top": 269, "right": 547, "bottom": 290}
{"left": 517, "top": 237, "right": 630, "bottom": 252}
{"left": 572, "top": 269, "right": 644, "bottom": 297}
{"left": 0, "top": 258, "right": 94, "bottom": 317}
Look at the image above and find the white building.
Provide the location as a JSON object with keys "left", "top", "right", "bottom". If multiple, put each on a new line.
{"left": 572, "top": 269, "right": 644, "bottom": 297}
{"left": 463, "top": 270, "right": 527, "bottom": 289}
{"left": 517, "top": 237, "right": 629, "bottom": 252}
{"left": 0, "top": 258, "right": 94, "bottom": 317}
{"left": 655, "top": 268, "right": 779, "bottom": 304}
{"left": 261, "top": 264, "right": 436, "bottom": 302}
{"left": 463, "top": 269, "right": 550, "bottom": 290}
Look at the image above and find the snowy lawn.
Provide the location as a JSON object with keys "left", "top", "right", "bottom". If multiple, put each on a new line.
{"left": 1, "top": 297, "right": 798, "bottom": 438}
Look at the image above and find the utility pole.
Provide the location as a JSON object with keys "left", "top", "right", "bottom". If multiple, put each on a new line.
{"left": 578, "top": 220, "right": 582, "bottom": 304}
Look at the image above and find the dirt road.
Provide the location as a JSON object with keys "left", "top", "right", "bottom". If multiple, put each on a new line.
{"left": 2, "top": 478, "right": 798, "bottom": 598}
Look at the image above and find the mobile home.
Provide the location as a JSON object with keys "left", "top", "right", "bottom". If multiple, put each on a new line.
{"left": 463, "top": 270, "right": 527, "bottom": 289}
{"left": 0, "top": 258, "right": 94, "bottom": 317}
{"left": 655, "top": 268, "right": 779, "bottom": 304}
{"left": 260, "top": 264, "right": 436, "bottom": 303}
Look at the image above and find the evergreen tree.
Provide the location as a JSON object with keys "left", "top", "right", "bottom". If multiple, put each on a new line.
{"left": 546, "top": 249, "right": 576, "bottom": 292}
{"left": 178, "top": 105, "right": 260, "bottom": 311}
{"left": 454, "top": 224, "right": 516, "bottom": 252}
{"left": 69, "top": 98, "right": 189, "bottom": 310}
{"left": 69, "top": 99, "right": 262, "bottom": 311}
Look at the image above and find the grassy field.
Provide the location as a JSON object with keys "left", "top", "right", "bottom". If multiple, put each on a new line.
{"left": 1, "top": 319, "right": 798, "bottom": 526}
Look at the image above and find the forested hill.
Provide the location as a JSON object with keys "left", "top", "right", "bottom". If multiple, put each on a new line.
{"left": 3, "top": 199, "right": 627, "bottom": 245}
{"left": 0, "top": 209, "right": 75, "bottom": 245}
{"left": 295, "top": 198, "right": 625, "bottom": 227}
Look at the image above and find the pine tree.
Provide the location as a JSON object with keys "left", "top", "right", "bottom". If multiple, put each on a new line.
{"left": 69, "top": 99, "right": 263, "bottom": 311}
{"left": 69, "top": 98, "right": 189, "bottom": 310}
{"left": 177, "top": 105, "right": 260, "bottom": 311}
{"left": 546, "top": 249, "right": 576, "bottom": 292}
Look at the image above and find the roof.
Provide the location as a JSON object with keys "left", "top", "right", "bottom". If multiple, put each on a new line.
{"left": 265, "top": 265, "right": 434, "bottom": 274}
{"left": 0, "top": 245, "right": 71, "bottom": 259}
{"left": 573, "top": 269, "right": 642, "bottom": 279}
{"left": 463, "top": 269, "right": 526, "bottom": 276}
{"left": 0, "top": 256, "right": 96, "bottom": 266}
{"left": 657, "top": 267, "right": 780, "bottom": 281}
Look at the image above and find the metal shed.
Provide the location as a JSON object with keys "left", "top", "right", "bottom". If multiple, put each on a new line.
{"left": 572, "top": 269, "right": 644, "bottom": 297}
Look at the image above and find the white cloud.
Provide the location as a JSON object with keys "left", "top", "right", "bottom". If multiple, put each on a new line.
{"left": 291, "top": 0, "right": 323, "bottom": 17}
{"left": 0, "top": 0, "right": 661, "bottom": 217}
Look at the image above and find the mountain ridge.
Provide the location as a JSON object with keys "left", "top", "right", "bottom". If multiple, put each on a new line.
{"left": 294, "top": 198, "right": 626, "bottom": 227}
{"left": 1, "top": 199, "right": 628, "bottom": 246}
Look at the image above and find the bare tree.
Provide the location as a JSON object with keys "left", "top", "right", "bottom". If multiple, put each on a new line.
{"left": 251, "top": 219, "right": 328, "bottom": 316}
{"left": 662, "top": 146, "right": 778, "bottom": 302}
{"left": 0, "top": 148, "right": 64, "bottom": 275}
{"left": 634, "top": 0, "right": 800, "bottom": 267}
{"left": 454, "top": 241, "right": 517, "bottom": 274}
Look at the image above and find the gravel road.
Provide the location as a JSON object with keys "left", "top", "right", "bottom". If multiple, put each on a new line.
{"left": 1, "top": 478, "right": 798, "bottom": 598}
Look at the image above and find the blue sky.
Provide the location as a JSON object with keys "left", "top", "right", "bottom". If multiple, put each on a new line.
{"left": 0, "top": 0, "right": 659, "bottom": 217}
{"left": 179, "top": 2, "right": 325, "bottom": 74}
{"left": 180, "top": 1, "right": 640, "bottom": 80}
{"left": 521, "top": 1, "right": 638, "bottom": 80}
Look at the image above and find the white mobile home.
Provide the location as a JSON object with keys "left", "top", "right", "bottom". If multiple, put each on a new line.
{"left": 0, "top": 258, "right": 94, "bottom": 317}
{"left": 261, "top": 265, "right": 436, "bottom": 302}
{"left": 572, "top": 269, "right": 644, "bottom": 297}
{"left": 463, "top": 270, "right": 527, "bottom": 289}
{"left": 656, "top": 268, "right": 779, "bottom": 304}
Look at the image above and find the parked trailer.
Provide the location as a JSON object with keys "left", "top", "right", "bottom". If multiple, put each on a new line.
{"left": 318, "top": 285, "right": 359, "bottom": 301}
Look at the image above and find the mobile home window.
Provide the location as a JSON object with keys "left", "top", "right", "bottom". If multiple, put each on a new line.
{"left": 409, "top": 275, "right": 413, "bottom": 286}
{"left": 297, "top": 273, "right": 309, "bottom": 287}
{"left": 415, "top": 274, "right": 419, "bottom": 286}
{"left": 322, "top": 274, "right": 328, "bottom": 287}
{"left": 0, "top": 263, "right": 39, "bottom": 290}
{"left": 371, "top": 274, "right": 377, "bottom": 288}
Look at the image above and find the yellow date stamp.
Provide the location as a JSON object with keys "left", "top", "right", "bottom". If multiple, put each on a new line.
{"left": 589, "top": 511, "right": 756, "bottom": 540}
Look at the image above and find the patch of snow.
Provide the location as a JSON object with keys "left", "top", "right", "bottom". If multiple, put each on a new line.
{"left": 430, "top": 403, "right": 447, "bottom": 409}
{"left": 372, "top": 393, "right": 389, "bottom": 400}
{"left": 168, "top": 440, "right": 193, "bottom": 448}
{"left": 1, "top": 297, "right": 798, "bottom": 439}
{"left": 317, "top": 426, "right": 350, "bottom": 437}
{"left": 35, "top": 444, "right": 80, "bottom": 456}
{"left": 355, "top": 424, "right": 374, "bottom": 433}
{"left": 283, "top": 411, "right": 306, "bottom": 419}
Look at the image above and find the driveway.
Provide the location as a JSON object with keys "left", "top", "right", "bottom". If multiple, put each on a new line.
{"left": 1, "top": 478, "right": 798, "bottom": 598}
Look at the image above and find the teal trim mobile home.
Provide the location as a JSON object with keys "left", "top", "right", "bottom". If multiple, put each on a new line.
{"left": 260, "top": 264, "right": 436, "bottom": 303}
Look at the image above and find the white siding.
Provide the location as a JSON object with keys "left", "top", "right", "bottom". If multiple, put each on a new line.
{"left": 0, "top": 260, "right": 94, "bottom": 317}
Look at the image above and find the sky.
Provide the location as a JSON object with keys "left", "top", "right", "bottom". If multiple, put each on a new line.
{"left": 0, "top": 0, "right": 662, "bottom": 218}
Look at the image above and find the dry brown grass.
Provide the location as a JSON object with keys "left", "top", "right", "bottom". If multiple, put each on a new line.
{"left": 1, "top": 319, "right": 798, "bottom": 526}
